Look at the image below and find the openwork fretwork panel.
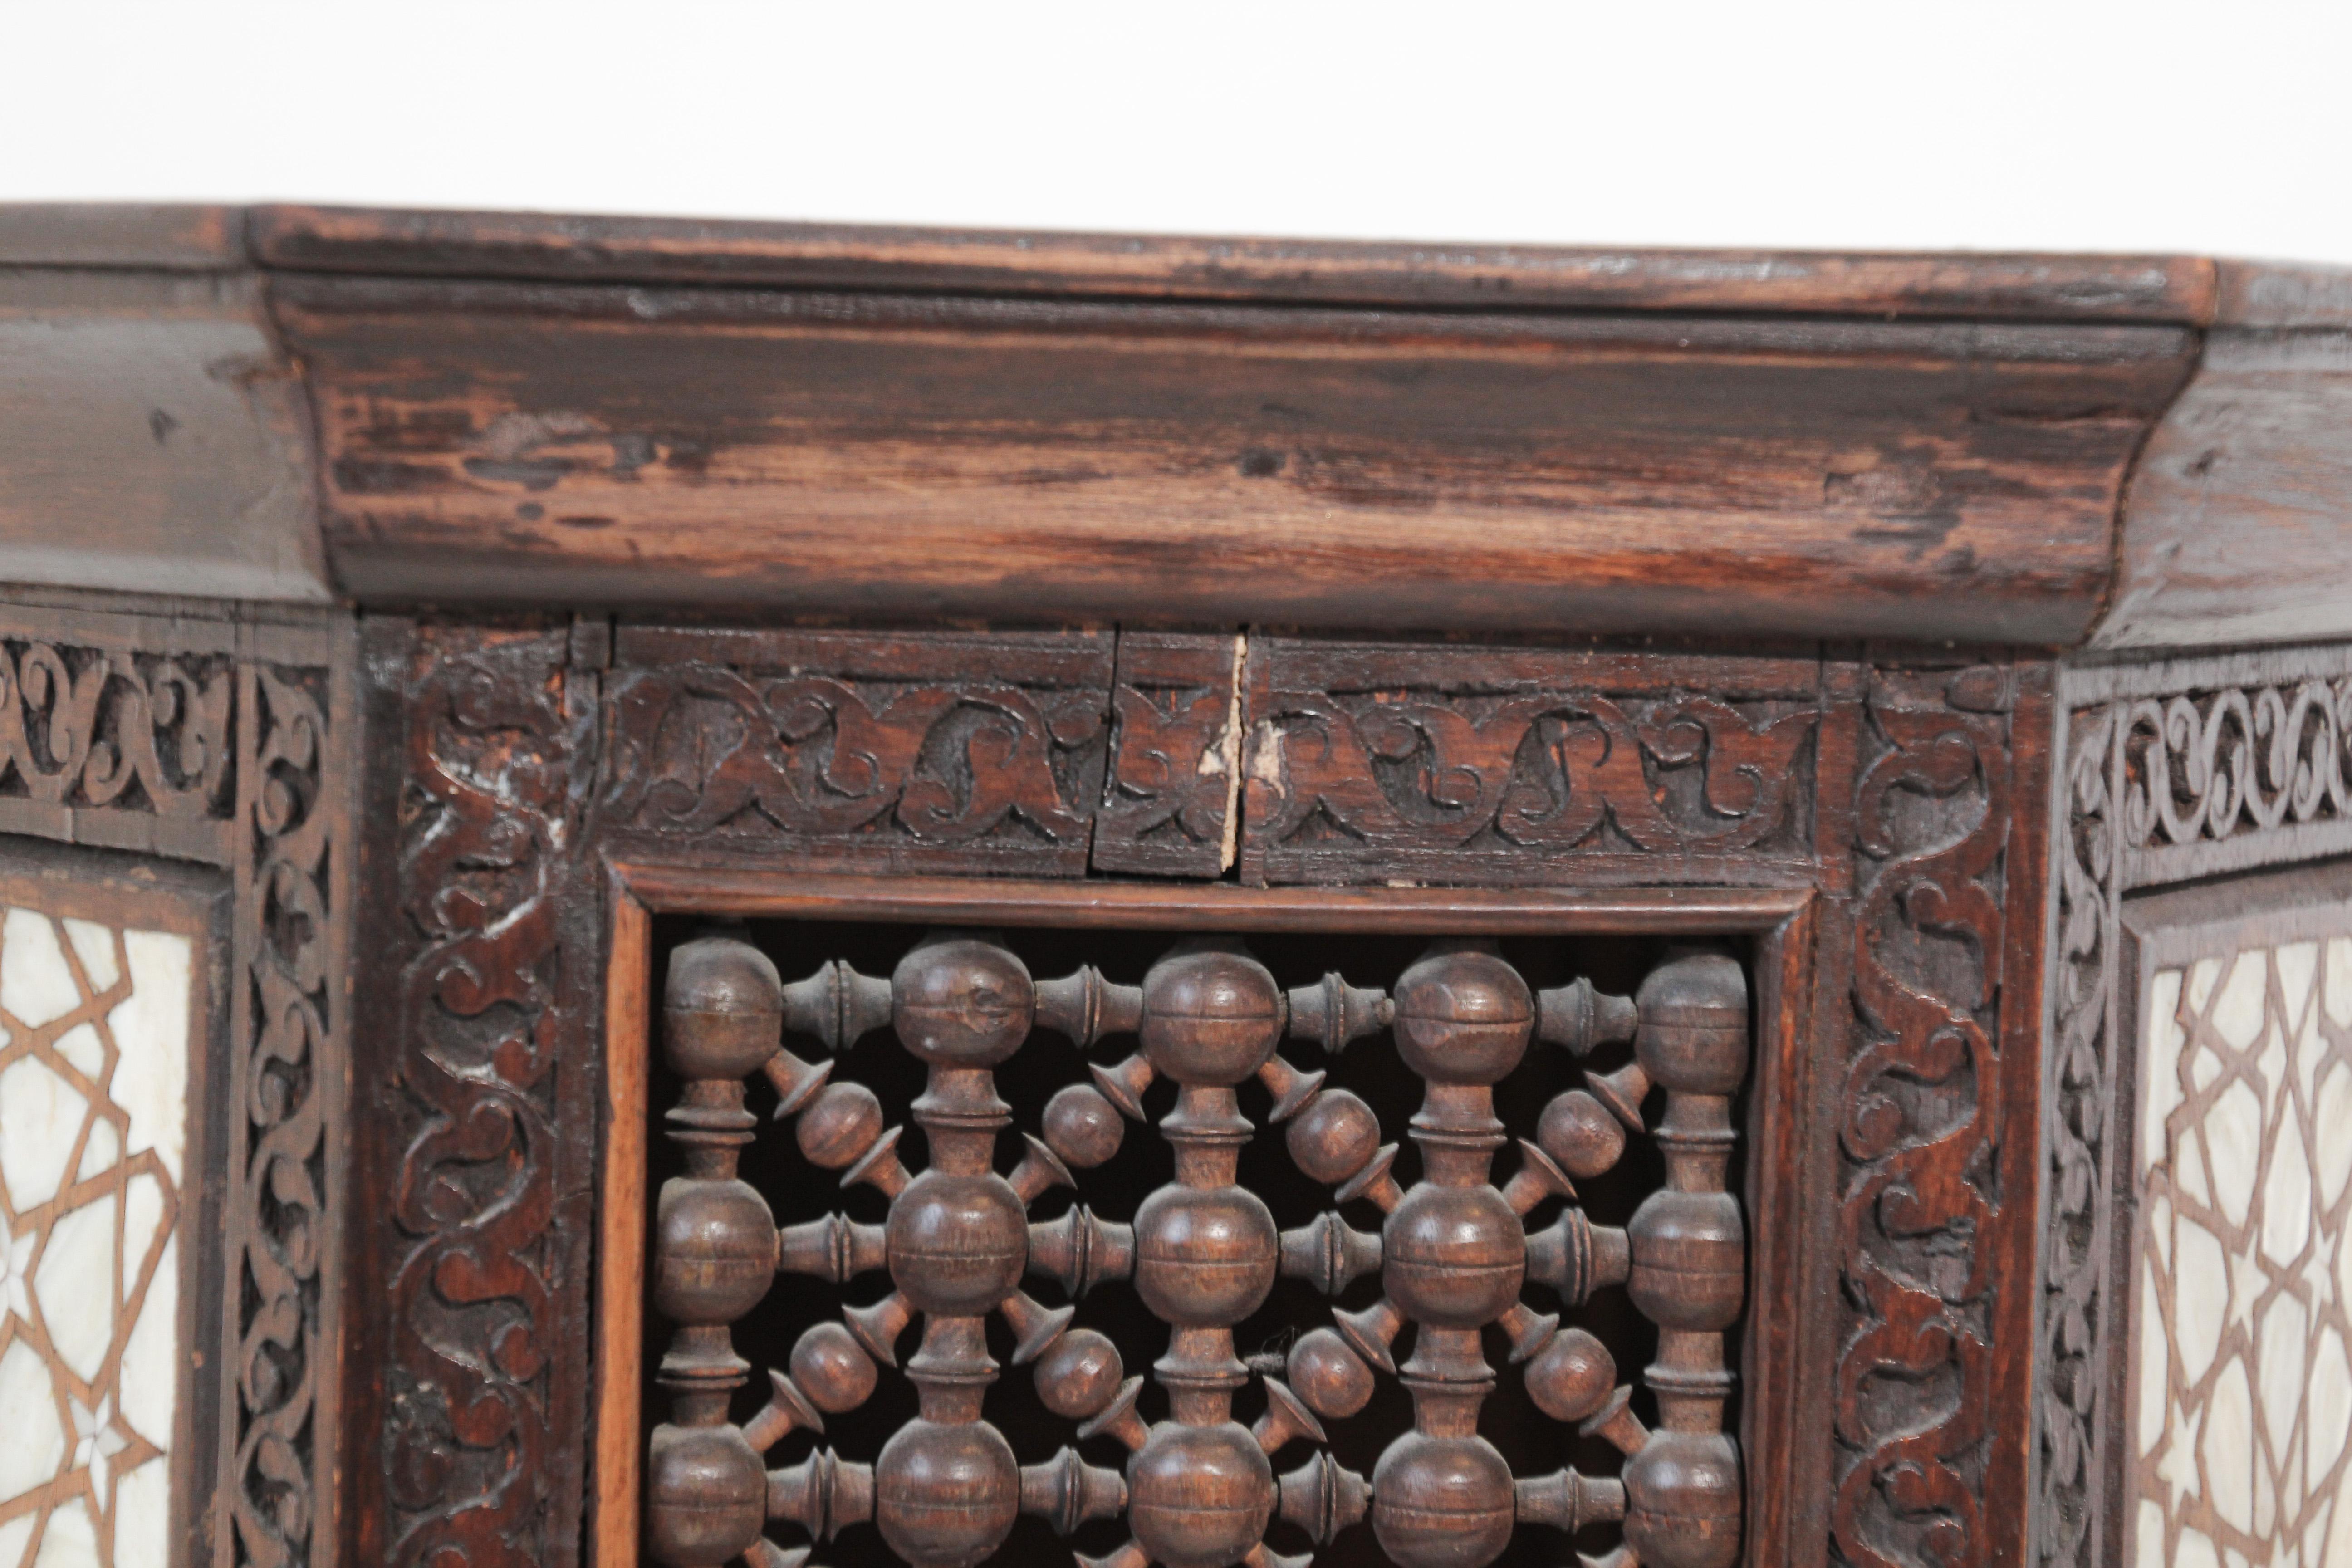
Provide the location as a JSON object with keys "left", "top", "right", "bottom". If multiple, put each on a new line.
{"left": 0, "top": 900, "right": 194, "bottom": 1568}
{"left": 640, "top": 927, "right": 1749, "bottom": 1568}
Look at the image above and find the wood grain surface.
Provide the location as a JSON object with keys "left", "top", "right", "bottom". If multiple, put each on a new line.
{"left": 272, "top": 275, "right": 2194, "bottom": 643}
{"left": 0, "top": 269, "right": 329, "bottom": 601}
{"left": 247, "top": 203, "right": 2223, "bottom": 322}
{"left": 2097, "top": 328, "right": 2352, "bottom": 650}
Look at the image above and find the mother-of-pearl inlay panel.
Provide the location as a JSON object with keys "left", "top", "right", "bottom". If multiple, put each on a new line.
{"left": 2135, "top": 933, "right": 2352, "bottom": 1568}
{"left": 0, "top": 902, "right": 191, "bottom": 1568}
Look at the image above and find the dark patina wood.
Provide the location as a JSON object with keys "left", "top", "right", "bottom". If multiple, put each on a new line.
{"left": 11, "top": 201, "right": 2352, "bottom": 1568}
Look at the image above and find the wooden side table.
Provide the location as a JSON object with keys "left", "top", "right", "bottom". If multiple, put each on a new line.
{"left": 3, "top": 202, "right": 2348, "bottom": 1568}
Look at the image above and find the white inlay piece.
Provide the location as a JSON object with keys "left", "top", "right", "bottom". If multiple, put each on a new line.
{"left": 0, "top": 898, "right": 192, "bottom": 1568}
{"left": 2135, "top": 932, "right": 2352, "bottom": 1566}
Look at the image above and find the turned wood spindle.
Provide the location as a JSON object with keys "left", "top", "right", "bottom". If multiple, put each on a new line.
{"left": 647, "top": 936, "right": 789, "bottom": 1568}
{"left": 1619, "top": 950, "right": 1749, "bottom": 1568}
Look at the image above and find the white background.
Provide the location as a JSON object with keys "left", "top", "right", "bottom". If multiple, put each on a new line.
{"left": 5, "top": 0, "right": 2350, "bottom": 263}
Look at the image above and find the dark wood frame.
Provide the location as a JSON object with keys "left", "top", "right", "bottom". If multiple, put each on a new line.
{"left": 588, "top": 868, "right": 1818, "bottom": 1568}
{"left": 346, "top": 615, "right": 2057, "bottom": 1568}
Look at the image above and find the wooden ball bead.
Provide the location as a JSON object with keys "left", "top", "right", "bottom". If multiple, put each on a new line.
{"left": 1140, "top": 947, "right": 1284, "bottom": 1086}
{"left": 892, "top": 936, "right": 1034, "bottom": 1067}
{"left": 1286, "top": 1089, "right": 1381, "bottom": 1186}
{"left": 1382, "top": 1182, "right": 1524, "bottom": 1329}
{"left": 1525, "top": 1326, "right": 1614, "bottom": 1423}
{"left": 1635, "top": 951, "right": 1749, "bottom": 1098}
{"left": 652, "top": 1177, "right": 778, "bottom": 1327}
{"left": 1390, "top": 944, "right": 1532, "bottom": 1087}
{"left": 1622, "top": 1430, "right": 1742, "bottom": 1568}
{"left": 664, "top": 937, "right": 783, "bottom": 1081}
{"left": 1371, "top": 1431, "right": 1515, "bottom": 1568}
{"left": 1288, "top": 1328, "right": 1374, "bottom": 1419}
{"left": 1134, "top": 1183, "right": 1279, "bottom": 1328}
{"left": 1034, "top": 1328, "right": 1123, "bottom": 1419}
{"left": 874, "top": 1418, "right": 1020, "bottom": 1568}
{"left": 1539, "top": 1089, "right": 1626, "bottom": 1180}
{"left": 1129, "top": 1420, "right": 1276, "bottom": 1568}
{"left": 790, "top": 1322, "right": 878, "bottom": 1414}
{"left": 795, "top": 1082, "right": 883, "bottom": 1170}
{"left": 1042, "top": 1083, "right": 1124, "bottom": 1168}
{"left": 886, "top": 1171, "right": 1029, "bottom": 1317}
{"left": 1627, "top": 1189, "right": 1745, "bottom": 1332}
{"left": 645, "top": 1421, "right": 766, "bottom": 1567}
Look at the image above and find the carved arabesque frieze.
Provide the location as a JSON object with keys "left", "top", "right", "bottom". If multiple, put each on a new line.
{"left": 0, "top": 633, "right": 236, "bottom": 858}
{"left": 602, "top": 628, "right": 1113, "bottom": 875}
{"left": 1241, "top": 643, "right": 1822, "bottom": 886}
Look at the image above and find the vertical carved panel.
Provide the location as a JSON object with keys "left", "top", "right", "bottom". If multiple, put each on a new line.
{"left": 226, "top": 644, "right": 347, "bottom": 1568}
{"left": 1834, "top": 662, "right": 2045, "bottom": 1568}
{"left": 360, "top": 622, "right": 600, "bottom": 1568}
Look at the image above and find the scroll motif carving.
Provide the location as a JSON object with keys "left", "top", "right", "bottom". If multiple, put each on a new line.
{"left": 2118, "top": 676, "right": 2352, "bottom": 851}
{"left": 1835, "top": 665, "right": 2018, "bottom": 1568}
{"left": 1093, "top": 632, "right": 1241, "bottom": 877}
{"left": 379, "top": 625, "right": 598, "bottom": 1568}
{"left": 0, "top": 637, "right": 235, "bottom": 854}
{"left": 603, "top": 628, "right": 1113, "bottom": 875}
{"left": 1240, "top": 641, "right": 1820, "bottom": 885}
{"left": 2036, "top": 700, "right": 2119, "bottom": 1568}
{"left": 231, "top": 662, "right": 337, "bottom": 1568}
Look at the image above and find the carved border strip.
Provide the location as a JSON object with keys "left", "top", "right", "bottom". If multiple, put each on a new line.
{"left": 2034, "top": 642, "right": 2352, "bottom": 1567}
{"left": 0, "top": 597, "right": 351, "bottom": 1568}
{"left": 1829, "top": 659, "right": 2049, "bottom": 1568}
{"left": 1239, "top": 638, "right": 1825, "bottom": 887}
{"left": 353, "top": 619, "right": 601, "bottom": 1568}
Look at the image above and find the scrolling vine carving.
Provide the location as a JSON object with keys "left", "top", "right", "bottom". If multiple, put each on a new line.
{"left": 603, "top": 628, "right": 1112, "bottom": 875}
{"left": 0, "top": 637, "right": 235, "bottom": 853}
{"left": 231, "top": 662, "right": 338, "bottom": 1568}
{"left": 1835, "top": 664, "right": 2018, "bottom": 1568}
{"left": 1241, "top": 641, "right": 1819, "bottom": 885}
{"left": 379, "top": 624, "right": 598, "bottom": 1568}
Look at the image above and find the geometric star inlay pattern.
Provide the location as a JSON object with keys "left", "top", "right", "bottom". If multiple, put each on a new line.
{"left": 2136, "top": 936, "right": 2352, "bottom": 1568}
{"left": 0, "top": 905, "right": 190, "bottom": 1568}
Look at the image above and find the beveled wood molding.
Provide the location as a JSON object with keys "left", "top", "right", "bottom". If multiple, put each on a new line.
{"left": 7, "top": 202, "right": 2352, "bottom": 650}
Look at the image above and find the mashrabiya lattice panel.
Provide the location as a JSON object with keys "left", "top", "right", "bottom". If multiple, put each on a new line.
{"left": 2132, "top": 936, "right": 2352, "bottom": 1568}
{"left": 640, "top": 930, "right": 1749, "bottom": 1568}
{"left": 0, "top": 903, "right": 192, "bottom": 1568}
